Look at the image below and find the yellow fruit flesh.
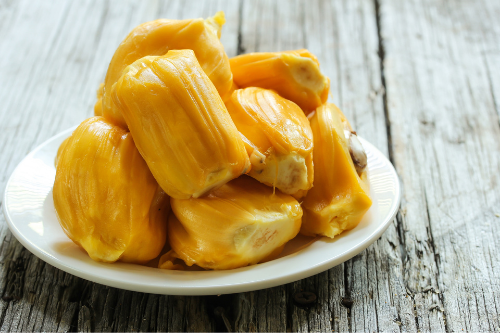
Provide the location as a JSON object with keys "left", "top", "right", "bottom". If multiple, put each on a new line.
{"left": 53, "top": 117, "right": 169, "bottom": 263}
{"left": 166, "top": 176, "right": 302, "bottom": 270}
{"left": 55, "top": 136, "right": 70, "bottom": 167}
{"left": 101, "top": 12, "right": 233, "bottom": 128}
{"left": 230, "top": 49, "right": 330, "bottom": 114}
{"left": 94, "top": 83, "right": 104, "bottom": 116}
{"left": 113, "top": 50, "right": 250, "bottom": 199}
{"left": 225, "top": 87, "right": 314, "bottom": 196}
{"left": 301, "top": 103, "right": 372, "bottom": 238}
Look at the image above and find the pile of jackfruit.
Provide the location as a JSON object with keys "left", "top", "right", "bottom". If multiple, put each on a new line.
{"left": 53, "top": 12, "right": 372, "bottom": 270}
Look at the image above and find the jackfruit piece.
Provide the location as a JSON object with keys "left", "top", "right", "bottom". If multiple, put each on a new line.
{"left": 222, "top": 80, "right": 239, "bottom": 103}
{"left": 113, "top": 50, "right": 250, "bottom": 199}
{"left": 230, "top": 49, "right": 330, "bottom": 114}
{"left": 333, "top": 107, "right": 368, "bottom": 175}
{"left": 53, "top": 116, "right": 169, "bottom": 264}
{"left": 101, "top": 12, "right": 233, "bottom": 128}
{"left": 55, "top": 136, "right": 70, "bottom": 167}
{"left": 301, "top": 103, "right": 372, "bottom": 238}
{"left": 93, "top": 83, "right": 104, "bottom": 116}
{"left": 225, "top": 87, "right": 314, "bottom": 196}
{"left": 165, "top": 176, "right": 302, "bottom": 270}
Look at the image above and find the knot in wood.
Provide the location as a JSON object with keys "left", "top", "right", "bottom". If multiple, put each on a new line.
{"left": 341, "top": 297, "right": 354, "bottom": 308}
{"left": 293, "top": 291, "right": 317, "bottom": 306}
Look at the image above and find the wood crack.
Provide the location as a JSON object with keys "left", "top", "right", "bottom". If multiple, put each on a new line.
{"left": 236, "top": 0, "right": 245, "bottom": 55}
{"left": 374, "top": 0, "right": 393, "bottom": 164}
{"left": 343, "top": 263, "right": 352, "bottom": 332}
{"left": 479, "top": 285, "right": 492, "bottom": 332}
{"left": 395, "top": 212, "right": 407, "bottom": 273}
{"left": 371, "top": 254, "right": 382, "bottom": 333}
{"left": 424, "top": 190, "right": 439, "bottom": 274}
{"left": 423, "top": 188, "right": 450, "bottom": 333}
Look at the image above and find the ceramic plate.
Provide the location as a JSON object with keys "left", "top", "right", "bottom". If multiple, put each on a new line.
{"left": 3, "top": 127, "right": 400, "bottom": 295}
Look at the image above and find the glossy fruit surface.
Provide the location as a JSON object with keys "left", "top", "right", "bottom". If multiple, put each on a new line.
{"left": 93, "top": 83, "right": 104, "bottom": 116}
{"left": 230, "top": 49, "right": 330, "bottom": 114}
{"left": 225, "top": 87, "right": 314, "bottom": 196}
{"left": 101, "top": 12, "right": 233, "bottom": 128}
{"left": 53, "top": 117, "right": 169, "bottom": 263}
{"left": 113, "top": 50, "right": 249, "bottom": 199}
{"left": 301, "top": 103, "right": 372, "bottom": 238}
{"left": 167, "top": 176, "right": 302, "bottom": 270}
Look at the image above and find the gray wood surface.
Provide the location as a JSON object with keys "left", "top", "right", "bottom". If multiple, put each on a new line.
{"left": 0, "top": 0, "right": 498, "bottom": 331}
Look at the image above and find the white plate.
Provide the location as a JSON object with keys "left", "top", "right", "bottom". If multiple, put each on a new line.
{"left": 3, "top": 127, "right": 400, "bottom": 295}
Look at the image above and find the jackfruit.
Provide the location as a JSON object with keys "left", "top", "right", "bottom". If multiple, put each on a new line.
{"left": 334, "top": 107, "right": 368, "bottom": 175}
{"left": 53, "top": 117, "right": 169, "bottom": 263}
{"left": 113, "top": 50, "right": 250, "bottom": 199}
{"left": 93, "top": 83, "right": 104, "bottom": 116}
{"left": 301, "top": 103, "right": 372, "bottom": 238}
{"left": 225, "top": 87, "right": 314, "bottom": 197}
{"left": 101, "top": 12, "right": 233, "bottom": 128}
{"left": 55, "top": 136, "right": 70, "bottom": 167}
{"left": 165, "top": 176, "right": 302, "bottom": 270}
{"left": 230, "top": 49, "right": 330, "bottom": 114}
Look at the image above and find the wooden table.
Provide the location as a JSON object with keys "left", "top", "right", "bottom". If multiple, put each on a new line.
{"left": 1, "top": 0, "right": 499, "bottom": 331}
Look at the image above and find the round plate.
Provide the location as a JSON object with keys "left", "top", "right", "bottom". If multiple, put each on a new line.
{"left": 3, "top": 127, "right": 400, "bottom": 295}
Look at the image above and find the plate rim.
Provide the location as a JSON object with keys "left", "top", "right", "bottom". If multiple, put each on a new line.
{"left": 3, "top": 127, "right": 401, "bottom": 295}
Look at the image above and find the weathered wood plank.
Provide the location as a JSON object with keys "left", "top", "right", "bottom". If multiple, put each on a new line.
{"left": 380, "top": 0, "right": 500, "bottom": 332}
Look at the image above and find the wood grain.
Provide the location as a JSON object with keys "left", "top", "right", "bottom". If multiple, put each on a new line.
{"left": 380, "top": 0, "right": 500, "bottom": 331}
{"left": 0, "top": 0, "right": 498, "bottom": 332}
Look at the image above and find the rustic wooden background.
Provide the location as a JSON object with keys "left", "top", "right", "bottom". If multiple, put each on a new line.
{"left": 1, "top": 0, "right": 499, "bottom": 331}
